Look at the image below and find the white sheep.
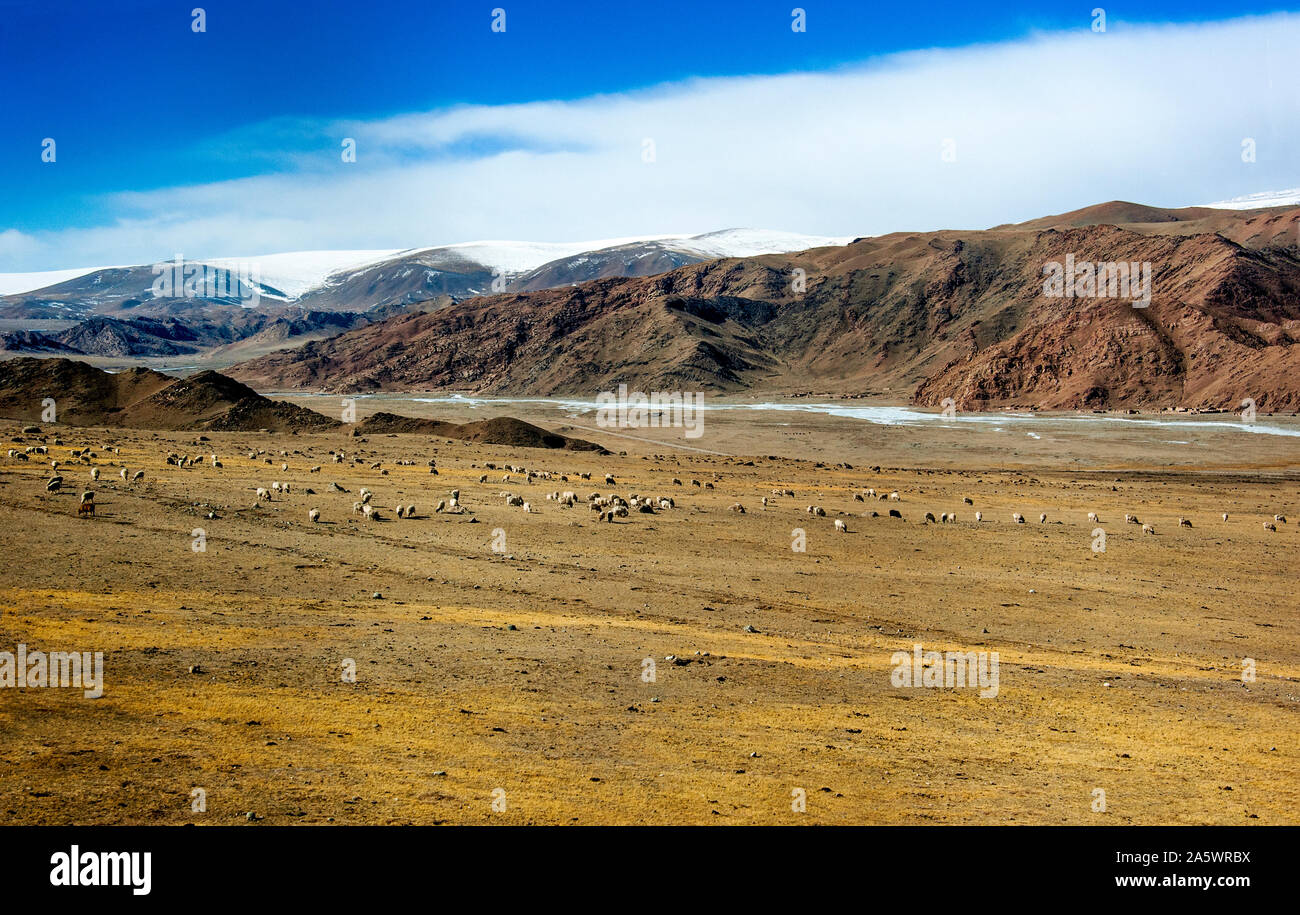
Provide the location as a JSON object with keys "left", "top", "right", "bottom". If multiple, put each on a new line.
{"left": 888, "top": 491, "right": 901, "bottom": 501}
{"left": 363, "top": 504, "right": 375, "bottom": 521}
{"left": 256, "top": 487, "right": 270, "bottom": 502}
{"left": 1087, "top": 512, "right": 1097, "bottom": 523}
{"left": 522, "top": 502, "right": 531, "bottom": 513}
{"left": 1012, "top": 513, "right": 1024, "bottom": 524}
{"left": 834, "top": 519, "right": 847, "bottom": 532}
{"left": 1264, "top": 521, "right": 1277, "bottom": 531}
{"left": 1039, "top": 512, "right": 1047, "bottom": 523}
{"left": 309, "top": 508, "right": 321, "bottom": 523}
{"left": 1142, "top": 524, "right": 1155, "bottom": 535}
{"left": 90, "top": 467, "right": 100, "bottom": 481}
{"left": 1222, "top": 513, "right": 1229, "bottom": 522}
{"left": 974, "top": 511, "right": 982, "bottom": 522}
{"left": 131, "top": 470, "right": 144, "bottom": 482}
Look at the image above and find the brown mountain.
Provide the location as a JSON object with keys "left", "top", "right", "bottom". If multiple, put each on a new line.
{"left": 0, "top": 358, "right": 604, "bottom": 447}
{"left": 0, "top": 358, "right": 337, "bottom": 431}
{"left": 226, "top": 201, "right": 1300, "bottom": 411}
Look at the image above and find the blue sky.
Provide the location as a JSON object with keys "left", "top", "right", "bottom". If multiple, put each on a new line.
{"left": 2, "top": 0, "right": 1298, "bottom": 270}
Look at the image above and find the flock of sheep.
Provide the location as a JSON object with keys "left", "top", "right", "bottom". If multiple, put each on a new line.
{"left": 3, "top": 431, "right": 1293, "bottom": 541}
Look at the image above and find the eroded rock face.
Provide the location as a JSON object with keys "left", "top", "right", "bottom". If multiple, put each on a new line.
{"left": 227, "top": 202, "right": 1300, "bottom": 411}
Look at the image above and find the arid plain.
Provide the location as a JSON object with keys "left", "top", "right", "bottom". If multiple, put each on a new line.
{"left": 0, "top": 401, "right": 1296, "bottom": 825}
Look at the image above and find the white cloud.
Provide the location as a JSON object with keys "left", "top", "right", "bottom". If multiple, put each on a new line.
{"left": 4, "top": 13, "right": 1299, "bottom": 271}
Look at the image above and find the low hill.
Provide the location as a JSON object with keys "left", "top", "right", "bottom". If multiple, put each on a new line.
{"left": 0, "top": 358, "right": 336, "bottom": 432}
{"left": 357, "top": 412, "right": 604, "bottom": 451}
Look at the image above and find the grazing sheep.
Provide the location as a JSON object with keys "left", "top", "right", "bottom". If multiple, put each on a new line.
{"left": 450, "top": 490, "right": 460, "bottom": 501}
{"left": 479, "top": 475, "right": 488, "bottom": 483}
{"left": 730, "top": 503, "right": 746, "bottom": 513}
{"left": 394, "top": 505, "right": 405, "bottom": 518}
{"left": 360, "top": 490, "right": 372, "bottom": 505}
{"left": 1012, "top": 513, "right": 1024, "bottom": 524}
{"left": 522, "top": 502, "right": 531, "bottom": 513}
{"left": 924, "top": 512, "right": 937, "bottom": 523}
{"left": 90, "top": 467, "right": 99, "bottom": 481}
{"left": 672, "top": 478, "right": 682, "bottom": 486}
{"left": 1125, "top": 514, "right": 1138, "bottom": 524}
{"left": 310, "top": 466, "right": 321, "bottom": 473}
{"left": 1275, "top": 514, "right": 1287, "bottom": 523}
{"left": 1264, "top": 521, "right": 1277, "bottom": 531}
{"left": 1039, "top": 513, "right": 1047, "bottom": 523}
{"left": 46, "top": 476, "right": 62, "bottom": 492}
{"left": 761, "top": 497, "right": 770, "bottom": 509}
{"left": 853, "top": 493, "right": 864, "bottom": 503}
{"left": 1142, "top": 524, "right": 1155, "bottom": 535}
{"left": 888, "top": 509, "right": 902, "bottom": 519}
{"left": 281, "top": 463, "right": 289, "bottom": 472}
{"left": 974, "top": 511, "right": 983, "bottom": 522}
{"left": 1222, "top": 513, "right": 1229, "bottom": 522}
{"left": 888, "top": 491, "right": 901, "bottom": 502}
{"left": 866, "top": 488, "right": 876, "bottom": 498}
{"left": 363, "top": 504, "right": 375, "bottom": 521}
{"left": 1179, "top": 517, "right": 1192, "bottom": 528}
{"left": 406, "top": 504, "right": 416, "bottom": 518}
{"left": 120, "top": 468, "right": 128, "bottom": 481}
{"left": 834, "top": 519, "right": 847, "bottom": 532}
{"left": 353, "top": 501, "right": 363, "bottom": 515}
{"left": 309, "top": 508, "right": 321, "bottom": 523}
{"left": 605, "top": 474, "right": 615, "bottom": 485}
{"left": 691, "top": 480, "right": 701, "bottom": 487}
{"left": 256, "top": 487, "right": 270, "bottom": 502}
{"left": 81, "top": 490, "right": 93, "bottom": 504}
{"left": 963, "top": 497, "right": 974, "bottom": 505}
{"left": 77, "top": 501, "right": 95, "bottom": 518}
{"left": 1087, "top": 512, "right": 1098, "bottom": 523}
{"left": 131, "top": 470, "right": 144, "bottom": 482}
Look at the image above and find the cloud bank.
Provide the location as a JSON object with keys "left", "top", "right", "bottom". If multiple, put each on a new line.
{"left": 4, "top": 13, "right": 1298, "bottom": 271}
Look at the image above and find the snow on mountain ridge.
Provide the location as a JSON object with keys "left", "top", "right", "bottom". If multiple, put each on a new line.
{"left": 0, "top": 230, "right": 849, "bottom": 299}
{"left": 1200, "top": 188, "right": 1300, "bottom": 210}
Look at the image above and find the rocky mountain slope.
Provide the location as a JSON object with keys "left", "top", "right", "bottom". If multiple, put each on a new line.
{"left": 227, "top": 201, "right": 1300, "bottom": 411}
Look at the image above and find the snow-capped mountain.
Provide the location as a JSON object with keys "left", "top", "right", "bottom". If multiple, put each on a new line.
{"left": 0, "top": 230, "right": 851, "bottom": 319}
{"left": 1200, "top": 188, "right": 1300, "bottom": 210}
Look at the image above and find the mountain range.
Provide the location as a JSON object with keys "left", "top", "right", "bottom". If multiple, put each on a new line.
{"left": 0, "top": 230, "right": 849, "bottom": 321}
{"left": 224, "top": 201, "right": 1300, "bottom": 412}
